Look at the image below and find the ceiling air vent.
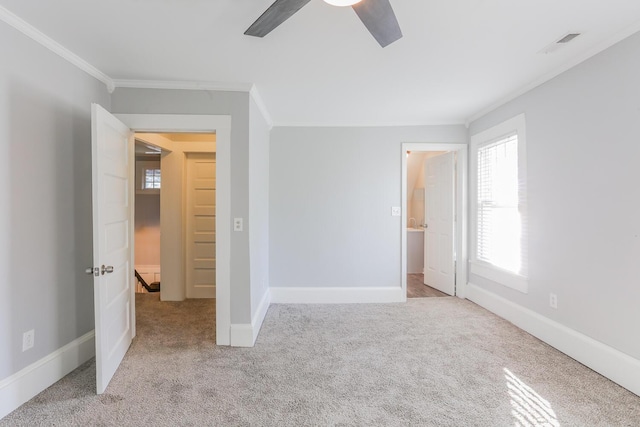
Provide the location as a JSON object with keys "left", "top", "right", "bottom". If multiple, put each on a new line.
{"left": 557, "top": 33, "right": 581, "bottom": 44}
{"left": 539, "top": 32, "right": 581, "bottom": 54}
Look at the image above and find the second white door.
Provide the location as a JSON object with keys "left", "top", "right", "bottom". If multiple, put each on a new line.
{"left": 423, "top": 152, "right": 456, "bottom": 296}
{"left": 185, "top": 153, "right": 216, "bottom": 298}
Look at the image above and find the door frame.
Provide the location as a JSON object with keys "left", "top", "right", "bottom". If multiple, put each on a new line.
{"left": 115, "top": 114, "right": 232, "bottom": 346}
{"left": 401, "top": 142, "right": 468, "bottom": 299}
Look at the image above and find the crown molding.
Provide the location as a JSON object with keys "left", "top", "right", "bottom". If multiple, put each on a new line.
{"left": 0, "top": 5, "right": 115, "bottom": 92}
{"left": 112, "top": 79, "right": 253, "bottom": 93}
{"left": 466, "top": 20, "right": 640, "bottom": 126}
{"left": 272, "top": 120, "right": 466, "bottom": 128}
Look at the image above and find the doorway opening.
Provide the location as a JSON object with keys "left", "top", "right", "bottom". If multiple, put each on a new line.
{"left": 133, "top": 132, "right": 217, "bottom": 302}
{"left": 406, "top": 150, "right": 449, "bottom": 298}
{"left": 401, "top": 143, "right": 468, "bottom": 301}
{"left": 115, "top": 113, "right": 232, "bottom": 346}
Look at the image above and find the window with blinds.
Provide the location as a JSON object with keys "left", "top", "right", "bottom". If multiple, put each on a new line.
{"left": 477, "top": 134, "right": 525, "bottom": 274}
{"left": 471, "top": 114, "right": 527, "bottom": 292}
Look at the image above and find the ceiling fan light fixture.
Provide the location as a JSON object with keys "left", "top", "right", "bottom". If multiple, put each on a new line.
{"left": 323, "top": 0, "right": 362, "bottom": 7}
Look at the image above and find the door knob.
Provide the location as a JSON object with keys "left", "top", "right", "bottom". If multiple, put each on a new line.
{"left": 101, "top": 265, "right": 114, "bottom": 275}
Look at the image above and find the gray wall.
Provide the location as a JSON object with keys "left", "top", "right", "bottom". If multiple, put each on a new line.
{"left": 110, "top": 88, "right": 253, "bottom": 324}
{"left": 469, "top": 32, "right": 640, "bottom": 359}
{"left": 249, "top": 99, "right": 270, "bottom": 315}
{"left": 269, "top": 126, "right": 467, "bottom": 288}
{"left": 0, "top": 22, "right": 110, "bottom": 379}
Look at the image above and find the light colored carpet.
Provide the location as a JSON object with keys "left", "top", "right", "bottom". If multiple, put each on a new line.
{"left": 2, "top": 294, "right": 639, "bottom": 426}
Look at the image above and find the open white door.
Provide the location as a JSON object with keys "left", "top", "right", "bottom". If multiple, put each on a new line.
{"left": 423, "top": 152, "right": 455, "bottom": 295}
{"left": 91, "top": 104, "right": 134, "bottom": 394}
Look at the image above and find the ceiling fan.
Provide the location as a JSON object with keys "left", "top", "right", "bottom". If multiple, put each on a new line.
{"left": 244, "top": 0, "right": 402, "bottom": 48}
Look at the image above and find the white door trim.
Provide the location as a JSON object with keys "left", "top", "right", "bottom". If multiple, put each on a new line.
{"left": 115, "top": 114, "right": 231, "bottom": 346}
{"left": 401, "top": 143, "right": 468, "bottom": 299}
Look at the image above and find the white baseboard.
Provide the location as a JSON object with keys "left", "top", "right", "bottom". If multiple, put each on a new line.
{"left": 270, "top": 286, "right": 405, "bottom": 304}
{"left": 0, "top": 331, "right": 95, "bottom": 419}
{"left": 466, "top": 283, "right": 640, "bottom": 396}
{"left": 230, "top": 288, "right": 271, "bottom": 347}
{"left": 229, "top": 324, "right": 253, "bottom": 348}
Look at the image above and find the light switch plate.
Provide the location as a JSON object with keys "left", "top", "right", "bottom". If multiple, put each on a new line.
{"left": 391, "top": 207, "right": 401, "bottom": 216}
{"left": 233, "top": 218, "right": 243, "bottom": 232}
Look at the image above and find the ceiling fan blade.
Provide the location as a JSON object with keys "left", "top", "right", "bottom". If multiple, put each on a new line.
{"left": 245, "top": 0, "right": 312, "bottom": 38}
{"left": 352, "top": 0, "right": 402, "bottom": 47}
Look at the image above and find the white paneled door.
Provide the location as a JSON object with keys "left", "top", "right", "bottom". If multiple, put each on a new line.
{"left": 423, "top": 152, "right": 456, "bottom": 296}
{"left": 185, "top": 154, "right": 216, "bottom": 298}
{"left": 91, "top": 104, "right": 134, "bottom": 394}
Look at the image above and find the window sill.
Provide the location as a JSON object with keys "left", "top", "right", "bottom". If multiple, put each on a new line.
{"left": 469, "top": 261, "right": 528, "bottom": 293}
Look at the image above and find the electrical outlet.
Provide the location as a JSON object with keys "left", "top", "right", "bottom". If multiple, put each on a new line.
{"left": 22, "top": 329, "right": 34, "bottom": 352}
{"left": 391, "top": 207, "right": 401, "bottom": 216}
{"left": 549, "top": 293, "right": 558, "bottom": 309}
{"left": 233, "top": 218, "right": 243, "bottom": 232}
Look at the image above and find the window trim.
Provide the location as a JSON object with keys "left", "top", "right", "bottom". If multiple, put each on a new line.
{"left": 470, "top": 113, "right": 528, "bottom": 293}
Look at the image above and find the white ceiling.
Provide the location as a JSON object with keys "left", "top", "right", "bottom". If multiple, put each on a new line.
{"left": 2, "top": 0, "right": 640, "bottom": 126}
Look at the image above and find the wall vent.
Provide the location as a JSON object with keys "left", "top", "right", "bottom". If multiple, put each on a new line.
{"left": 556, "top": 33, "right": 581, "bottom": 44}
{"left": 539, "top": 32, "right": 581, "bottom": 54}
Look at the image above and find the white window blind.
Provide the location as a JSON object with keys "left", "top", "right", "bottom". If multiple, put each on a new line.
{"left": 476, "top": 132, "right": 527, "bottom": 278}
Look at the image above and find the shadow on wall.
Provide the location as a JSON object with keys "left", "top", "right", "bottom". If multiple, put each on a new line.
{"left": 2, "top": 79, "right": 95, "bottom": 378}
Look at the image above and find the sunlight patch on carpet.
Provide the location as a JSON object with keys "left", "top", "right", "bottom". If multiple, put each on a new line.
{"left": 504, "top": 368, "right": 560, "bottom": 427}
